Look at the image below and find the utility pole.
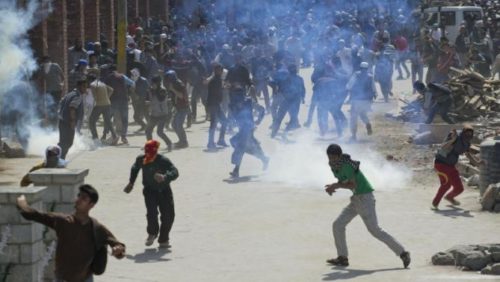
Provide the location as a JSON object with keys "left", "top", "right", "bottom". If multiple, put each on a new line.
{"left": 117, "top": 0, "right": 127, "bottom": 73}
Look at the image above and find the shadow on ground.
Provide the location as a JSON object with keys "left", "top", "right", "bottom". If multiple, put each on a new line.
{"left": 323, "top": 267, "right": 402, "bottom": 280}
{"left": 126, "top": 248, "right": 171, "bottom": 263}
{"left": 223, "top": 175, "right": 260, "bottom": 184}
{"left": 433, "top": 206, "right": 474, "bottom": 218}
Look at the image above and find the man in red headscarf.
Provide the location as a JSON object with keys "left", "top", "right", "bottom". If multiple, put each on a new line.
{"left": 124, "top": 140, "right": 179, "bottom": 248}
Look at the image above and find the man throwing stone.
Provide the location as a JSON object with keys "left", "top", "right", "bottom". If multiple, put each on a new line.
{"left": 324, "top": 144, "right": 411, "bottom": 268}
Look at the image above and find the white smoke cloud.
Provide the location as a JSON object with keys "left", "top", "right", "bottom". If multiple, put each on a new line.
{"left": 26, "top": 125, "right": 98, "bottom": 160}
{"left": 263, "top": 131, "right": 412, "bottom": 192}
{"left": 0, "top": 0, "right": 45, "bottom": 95}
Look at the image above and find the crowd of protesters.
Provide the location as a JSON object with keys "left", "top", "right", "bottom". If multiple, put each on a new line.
{"left": 31, "top": 0, "right": 500, "bottom": 161}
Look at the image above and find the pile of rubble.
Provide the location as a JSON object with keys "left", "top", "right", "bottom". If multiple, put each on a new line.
{"left": 481, "top": 183, "right": 500, "bottom": 212}
{"left": 394, "top": 68, "right": 500, "bottom": 123}
{"left": 447, "top": 68, "right": 500, "bottom": 120}
{"left": 432, "top": 244, "right": 500, "bottom": 275}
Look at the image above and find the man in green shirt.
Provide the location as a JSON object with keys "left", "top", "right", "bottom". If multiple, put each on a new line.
{"left": 324, "top": 144, "right": 411, "bottom": 268}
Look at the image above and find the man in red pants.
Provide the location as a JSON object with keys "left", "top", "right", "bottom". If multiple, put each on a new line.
{"left": 432, "top": 125, "right": 482, "bottom": 209}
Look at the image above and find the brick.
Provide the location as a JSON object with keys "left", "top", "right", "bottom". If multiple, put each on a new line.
{"left": 6, "top": 263, "right": 39, "bottom": 282}
{"left": 0, "top": 186, "right": 46, "bottom": 204}
{"left": 0, "top": 205, "right": 22, "bottom": 224}
{"left": 0, "top": 244, "right": 20, "bottom": 264}
{"left": 60, "top": 184, "right": 78, "bottom": 203}
{"left": 9, "top": 225, "right": 42, "bottom": 244}
{"left": 43, "top": 229, "right": 57, "bottom": 243}
{"left": 0, "top": 193, "right": 9, "bottom": 203}
{"left": 41, "top": 186, "right": 61, "bottom": 203}
{"left": 43, "top": 258, "right": 56, "bottom": 280}
{"left": 20, "top": 240, "right": 44, "bottom": 264}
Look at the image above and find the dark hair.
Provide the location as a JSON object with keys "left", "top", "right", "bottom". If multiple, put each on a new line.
{"left": 326, "top": 144, "right": 342, "bottom": 156}
{"left": 79, "top": 184, "right": 99, "bottom": 204}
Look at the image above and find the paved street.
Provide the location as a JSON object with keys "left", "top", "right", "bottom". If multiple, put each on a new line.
{"left": 2, "top": 69, "right": 500, "bottom": 281}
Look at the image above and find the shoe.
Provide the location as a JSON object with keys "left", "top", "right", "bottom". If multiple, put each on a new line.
{"left": 326, "top": 256, "right": 349, "bottom": 267}
{"left": 400, "top": 251, "right": 411, "bottom": 268}
{"left": 304, "top": 121, "right": 311, "bottom": 128}
{"left": 229, "top": 170, "right": 239, "bottom": 178}
{"left": 396, "top": 76, "right": 404, "bottom": 80}
{"left": 175, "top": 142, "right": 188, "bottom": 149}
{"left": 431, "top": 204, "right": 439, "bottom": 210}
{"left": 145, "top": 234, "right": 157, "bottom": 246}
{"left": 207, "top": 142, "right": 216, "bottom": 149}
{"left": 444, "top": 196, "right": 460, "bottom": 206}
{"left": 348, "top": 136, "right": 357, "bottom": 143}
{"left": 217, "top": 140, "right": 229, "bottom": 147}
{"left": 121, "top": 137, "right": 129, "bottom": 145}
{"left": 158, "top": 241, "right": 171, "bottom": 249}
{"left": 366, "top": 123, "right": 373, "bottom": 135}
{"left": 111, "top": 136, "right": 119, "bottom": 146}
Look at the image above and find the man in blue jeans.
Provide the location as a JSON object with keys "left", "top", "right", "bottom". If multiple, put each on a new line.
{"left": 324, "top": 144, "right": 411, "bottom": 268}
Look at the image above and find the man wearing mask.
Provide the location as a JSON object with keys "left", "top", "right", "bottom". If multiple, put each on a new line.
{"left": 124, "top": 140, "right": 179, "bottom": 248}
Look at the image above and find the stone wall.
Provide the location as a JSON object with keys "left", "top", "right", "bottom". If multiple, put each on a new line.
{"left": 0, "top": 186, "right": 47, "bottom": 282}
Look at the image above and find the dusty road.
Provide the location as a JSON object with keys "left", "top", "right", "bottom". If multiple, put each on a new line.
{"left": 1, "top": 68, "right": 499, "bottom": 282}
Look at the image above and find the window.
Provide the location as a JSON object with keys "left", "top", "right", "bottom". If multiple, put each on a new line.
{"left": 440, "top": 11, "right": 456, "bottom": 26}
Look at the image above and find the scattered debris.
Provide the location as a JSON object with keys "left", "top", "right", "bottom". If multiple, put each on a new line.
{"left": 432, "top": 244, "right": 500, "bottom": 275}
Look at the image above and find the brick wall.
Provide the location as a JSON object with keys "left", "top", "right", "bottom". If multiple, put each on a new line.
{"left": 26, "top": 0, "right": 172, "bottom": 94}
{"left": 150, "top": 0, "right": 167, "bottom": 20}
{"left": 100, "top": 0, "right": 115, "bottom": 49}
{"left": 84, "top": 0, "right": 100, "bottom": 43}
{"left": 66, "top": 0, "right": 84, "bottom": 47}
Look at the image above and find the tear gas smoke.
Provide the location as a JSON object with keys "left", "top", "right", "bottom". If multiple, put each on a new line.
{"left": 263, "top": 131, "right": 412, "bottom": 192}
{"left": 0, "top": 0, "right": 54, "bottom": 151}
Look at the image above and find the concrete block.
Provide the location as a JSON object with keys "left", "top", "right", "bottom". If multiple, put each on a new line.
{"left": 0, "top": 193, "right": 9, "bottom": 203}
{"left": 9, "top": 225, "right": 39, "bottom": 244}
{"left": 29, "top": 168, "right": 89, "bottom": 185}
{"left": 20, "top": 240, "right": 44, "bottom": 264}
{"left": 60, "top": 184, "right": 78, "bottom": 203}
{"left": 43, "top": 229, "right": 56, "bottom": 243}
{"left": 0, "top": 244, "right": 20, "bottom": 264}
{"left": 41, "top": 186, "right": 61, "bottom": 203}
{"left": 43, "top": 259, "right": 56, "bottom": 280}
{"left": 5, "top": 263, "right": 39, "bottom": 282}
{"left": 482, "top": 185, "right": 499, "bottom": 211}
{"left": 0, "top": 186, "right": 47, "bottom": 204}
{"left": 0, "top": 205, "right": 22, "bottom": 224}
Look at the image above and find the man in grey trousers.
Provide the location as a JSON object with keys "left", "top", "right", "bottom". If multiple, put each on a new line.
{"left": 324, "top": 144, "right": 411, "bottom": 268}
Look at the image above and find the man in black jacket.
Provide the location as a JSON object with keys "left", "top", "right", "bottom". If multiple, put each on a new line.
{"left": 124, "top": 140, "right": 179, "bottom": 248}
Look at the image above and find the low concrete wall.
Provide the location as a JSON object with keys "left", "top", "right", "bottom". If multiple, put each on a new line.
{"left": 0, "top": 186, "right": 46, "bottom": 282}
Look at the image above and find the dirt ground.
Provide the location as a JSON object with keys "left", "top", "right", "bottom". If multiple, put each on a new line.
{"left": 1, "top": 68, "right": 499, "bottom": 281}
